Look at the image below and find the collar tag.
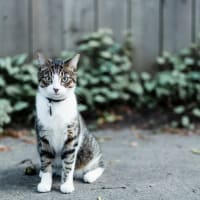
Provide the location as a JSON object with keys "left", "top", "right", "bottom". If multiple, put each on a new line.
{"left": 48, "top": 100, "right": 52, "bottom": 116}
{"left": 46, "top": 97, "right": 66, "bottom": 116}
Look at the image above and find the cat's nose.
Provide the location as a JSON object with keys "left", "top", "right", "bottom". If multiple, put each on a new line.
{"left": 53, "top": 88, "right": 59, "bottom": 94}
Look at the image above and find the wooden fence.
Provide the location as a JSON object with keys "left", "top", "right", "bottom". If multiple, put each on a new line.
{"left": 0, "top": 0, "right": 199, "bottom": 71}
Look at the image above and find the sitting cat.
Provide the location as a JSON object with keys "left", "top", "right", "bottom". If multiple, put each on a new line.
{"left": 35, "top": 53, "right": 104, "bottom": 193}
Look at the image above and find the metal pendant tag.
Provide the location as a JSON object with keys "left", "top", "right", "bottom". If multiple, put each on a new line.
{"left": 48, "top": 102, "right": 52, "bottom": 116}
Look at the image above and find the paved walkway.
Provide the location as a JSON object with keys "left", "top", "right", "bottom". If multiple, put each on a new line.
{"left": 0, "top": 129, "right": 200, "bottom": 200}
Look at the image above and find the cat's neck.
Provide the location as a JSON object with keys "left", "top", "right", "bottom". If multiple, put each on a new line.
{"left": 36, "top": 91, "right": 78, "bottom": 125}
{"left": 36, "top": 91, "right": 78, "bottom": 114}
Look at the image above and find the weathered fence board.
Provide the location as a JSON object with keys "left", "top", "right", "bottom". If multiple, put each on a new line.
{"left": 162, "top": 0, "right": 192, "bottom": 53}
{"left": 32, "top": 0, "right": 63, "bottom": 57}
{"left": 0, "top": 0, "right": 29, "bottom": 57}
{"left": 98, "top": 0, "right": 128, "bottom": 41}
{"left": 0, "top": 0, "right": 198, "bottom": 71}
{"left": 62, "top": 0, "right": 95, "bottom": 51}
{"left": 131, "top": 0, "right": 160, "bottom": 71}
{"left": 195, "top": 0, "right": 200, "bottom": 41}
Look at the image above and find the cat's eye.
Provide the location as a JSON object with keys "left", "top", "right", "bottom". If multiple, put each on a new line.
{"left": 45, "top": 76, "right": 51, "bottom": 82}
{"left": 62, "top": 75, "right": 69, "bottom": 82}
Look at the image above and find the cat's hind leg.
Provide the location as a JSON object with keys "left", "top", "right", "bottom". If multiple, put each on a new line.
{"left": 75, "top": 153, "right": 104, "bottom": 183}
{"left": 83, "top": 167, "right": 104, "bottom": 183}
{"left": 74, "top": 132, "right": 104, "bottom": 183}
{"left": 74, "top": 147, "right": 104, "bottom": 183}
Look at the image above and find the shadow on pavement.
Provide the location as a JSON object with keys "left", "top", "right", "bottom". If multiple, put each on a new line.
{"left": 0, "top": 167, "right": 39, "bottom": 192}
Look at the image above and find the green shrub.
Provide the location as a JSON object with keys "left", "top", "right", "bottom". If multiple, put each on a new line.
{"left": 2, "top": 28, "right": 199, "bottom": 131}
{"left": 143, "top": 42, "right": 200, "bottom": 128}
{"left": 62, "top": 29, "right": 135, "bottom": 112}
{"left": 0, "top": 99, "right": 12, "bottom": 132}
{"left": 0, "top": 54, "right": 37, "bottom": 131}
{"left": 0, "top": 29, "right": 135, "bottom": 131}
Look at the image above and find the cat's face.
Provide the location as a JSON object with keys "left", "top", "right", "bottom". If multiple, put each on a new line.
{"left": 37, "top": 53, "right": 80, "bottom": 100}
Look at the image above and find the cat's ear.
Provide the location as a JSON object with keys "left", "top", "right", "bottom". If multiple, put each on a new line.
{"left": 64, "top": 54, "right": 80, "bottom": 71}
{"left": 36, "top": 52, "right": 48, "bottom": 66}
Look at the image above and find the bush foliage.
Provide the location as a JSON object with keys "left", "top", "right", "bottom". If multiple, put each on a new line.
{"left": 68, "top": 29, "right": 134, "bottom": 111}
{"left": 0, "top": 29, "right": 135, "bottom": 131}
{"left": 0, "top": 54, "right": 38, "bottom": 131}
{"left": 1, "top": 29, "right": 200, "bottom": 131}
{"left": 153, "top": 42, "right": 200, "bottom": 128}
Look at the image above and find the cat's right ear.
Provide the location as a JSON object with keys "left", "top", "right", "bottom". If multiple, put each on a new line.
{"left": 36, "top": 52, "right": 47, "bottom": 66}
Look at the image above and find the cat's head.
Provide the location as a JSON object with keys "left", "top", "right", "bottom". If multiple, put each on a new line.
{"left": 37, "top": 53, "right": 80, "bottom": 100}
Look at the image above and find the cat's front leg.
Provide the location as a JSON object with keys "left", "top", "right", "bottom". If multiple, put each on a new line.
{"left": 60, "top": 135, "right": 78, "bottom": 193}
{"left": 37, "top": 138, "right": 55, "bottom": 193}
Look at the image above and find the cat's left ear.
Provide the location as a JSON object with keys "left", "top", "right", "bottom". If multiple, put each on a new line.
{"left": 64, "top": 54, "right": 80, "bottom": 71}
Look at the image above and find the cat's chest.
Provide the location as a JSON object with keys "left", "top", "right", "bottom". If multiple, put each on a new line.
{"left": 36, "top": 93, "right": 78, "bottom": 152}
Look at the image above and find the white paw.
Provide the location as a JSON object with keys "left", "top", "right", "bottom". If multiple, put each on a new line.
{"left": 60, "top": 182, "right": 75, "bottom": 193}
{"left": 83, "top": 173, "right": 96, "bottom": 183}
{"left": 37, "top": 182, "right": 51, "bottom": 193}
{"left": 83, "top": 168, "right": 104, "bottom": 183}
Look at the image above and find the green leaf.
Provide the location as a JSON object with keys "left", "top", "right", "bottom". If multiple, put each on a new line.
{"left": 156, "top": 57, "right": 165, "bottom": 65}
{"left": 129, "top": 83, "right": 143, "bottom": 95}
{"left": 144, "top": 81, "right": 156, "bottom": 92}
{"left": 192, "top": 108, "right": 200, "bottom": 118}
{"left": 174, "top": 106, "right": 185, "bottom": 114}
{"left": 100, "top": 76, "right": 110, "bottom": 83}
{"left": 88, "top": 40, "right": 100, "bottom": 48}
{"left": 15, "top": 54, "right": 27, "bottom": 65}
{"left": 0, "top": 76, "right": 5, "bottom": 87}
{"left": 108, "top": 91, "right": 119, "bottom": 99}
{"left": 184, "top": 57, "right": 194, "bottom": 65}
{"left": 78, "top": 104, "right": 88, "bottom": 112}
{"left": 13, "top": 102, "right": 28, "bottom": 111}
{"left": 181, "top": 116, "right": 190, "bottom": 127}
{"left": 156, "top": 87, "right": 170, "bottom": 97}
{"left": 94, "top": 95, "right": 106, "bottom": 103}
{"left": 5, "top": 57, "right": 12, "bottom": 74}
{"left": 101, "top": 36, "right": 113, "bottom": 46}
{"left": 141, "top": 72, "right": 151, "bottom": 80}
{"left": 5, "top": 85, "right": 22, "bottom": 96}
{"left": 100, "top": 51, "right": 112, "bottom": 59}
{"left": 78, "top": 44, "right": 89, "bottom": 52}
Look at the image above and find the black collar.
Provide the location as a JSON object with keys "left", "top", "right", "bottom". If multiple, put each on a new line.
{"left": 46, "top": 97, "right": 66, "bottom": 103}
{"left": 46, "top": 97, "right": 66, "bottom": 116}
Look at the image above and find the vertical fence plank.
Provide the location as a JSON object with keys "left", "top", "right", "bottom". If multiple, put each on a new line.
{"left": 131, "top": 0, "right": 160, "bottom": 71}
{"left": 98, "top": 0, "right": 128, "bottom": 41}
{"left": 195, "top": 0, "right": 200, "bottom": 40}
{"left": 0, "top": 0, "right": 197, "bottom": 72}
{"left": 32, "top": 0, "right": 63, "bottom": 57}
{"left": 163, "top": 0, "right": 192, "bottom": 53}
{"left": 0, "top": 0, "right": 29, "bottom": 57}
{"left": 62, "top": 0, "right": 95, "bottom": 51}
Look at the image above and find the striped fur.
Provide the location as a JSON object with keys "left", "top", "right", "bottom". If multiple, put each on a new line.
{"left": 35, "top": 53, "right": 104, "bottom": 193}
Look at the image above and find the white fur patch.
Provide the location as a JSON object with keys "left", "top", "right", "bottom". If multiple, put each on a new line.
{"left": 83, "top": 167, "right": 104, "bottom": 183}
{"left": 37, "top": 172, "right": 52, "bottom": 192}
{"left": 60, "top": 169, "right": 75, "bottom": 193}
{"left": 74, "top": 155, "right": 102, "bottom": 179}
{"left": 60, "top": 181, "right": 75, "bottom": 193}
{"left": 36, "top": 91, "right": 77, "bottom": 153}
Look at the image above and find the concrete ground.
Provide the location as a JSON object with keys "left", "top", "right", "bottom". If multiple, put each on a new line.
{"left": 0, "top": 128, "right": 200, "bottom": 200}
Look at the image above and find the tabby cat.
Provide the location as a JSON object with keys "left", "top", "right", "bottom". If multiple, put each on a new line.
{"left": 35, "top": 53, "right": 104, "bottom": 193}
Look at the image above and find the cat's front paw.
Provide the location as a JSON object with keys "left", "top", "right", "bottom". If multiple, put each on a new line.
{"left": 37, "top": 182, "right": 51, "bottom": 193}
{"left": 60, "top": 182, "right": 75, "bottom": 193}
